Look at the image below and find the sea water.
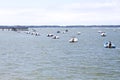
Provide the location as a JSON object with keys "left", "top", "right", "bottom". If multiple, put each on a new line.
{"left": 0, "top": 28, "right": 120, "bottom": 80}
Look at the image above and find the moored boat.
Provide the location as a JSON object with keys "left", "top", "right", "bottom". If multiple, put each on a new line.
{"left": 69, "top": 37, "right": 78, "bottom": 43}
{"left": 77, "top": 32, "right": 81, "bottom": 35}
{"left": 52, "top": 35, "right": 59, "bottom": 39}
{"left": 104, "top": 42, "right": 116, "bottom": 48}
{"left": 101, "top": 32, "right": 106, "bottom": 37}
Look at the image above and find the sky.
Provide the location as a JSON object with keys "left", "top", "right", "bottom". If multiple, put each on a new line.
{"left": 0, "top": 0, "right": 120, "bottom": 25}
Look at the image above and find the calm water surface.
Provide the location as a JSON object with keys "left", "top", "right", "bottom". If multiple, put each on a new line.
{"left": 0, "top": 28, "right": 120, "bottom": 80}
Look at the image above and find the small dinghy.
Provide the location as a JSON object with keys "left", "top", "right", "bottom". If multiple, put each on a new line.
{"left": 47, "top": 34, "right": 54, "bottom": 37}
{"left": 69, "top": 37, "right": 78, "bottom": 43}
{"left": 101, "top": 32, "right": 106, "bottom": 37}
{"left": 104, "top": 42, "right": 116, "bottom": 48}
{"left": 77, "top": 32, "right": 81, "bottom": 35}
{"left": 52, "top": 35, "right": 59, "bottom": 39}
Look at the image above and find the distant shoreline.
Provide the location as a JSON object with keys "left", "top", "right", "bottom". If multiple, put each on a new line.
{"left": 0, "top": 25, "right": 120, "bottom": 28}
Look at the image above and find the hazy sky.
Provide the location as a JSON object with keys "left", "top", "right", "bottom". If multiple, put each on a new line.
{"left": 0, "top": 0, "right": 120, "bottom": 25}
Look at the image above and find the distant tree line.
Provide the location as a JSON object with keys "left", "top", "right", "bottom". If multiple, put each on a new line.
{"left": 0, "top": 25, "right": 120, "bottom": 28}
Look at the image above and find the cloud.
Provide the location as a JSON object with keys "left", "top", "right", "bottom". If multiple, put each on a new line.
{"left": 0, "top": 0, "right": 120, "bottom": 25}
